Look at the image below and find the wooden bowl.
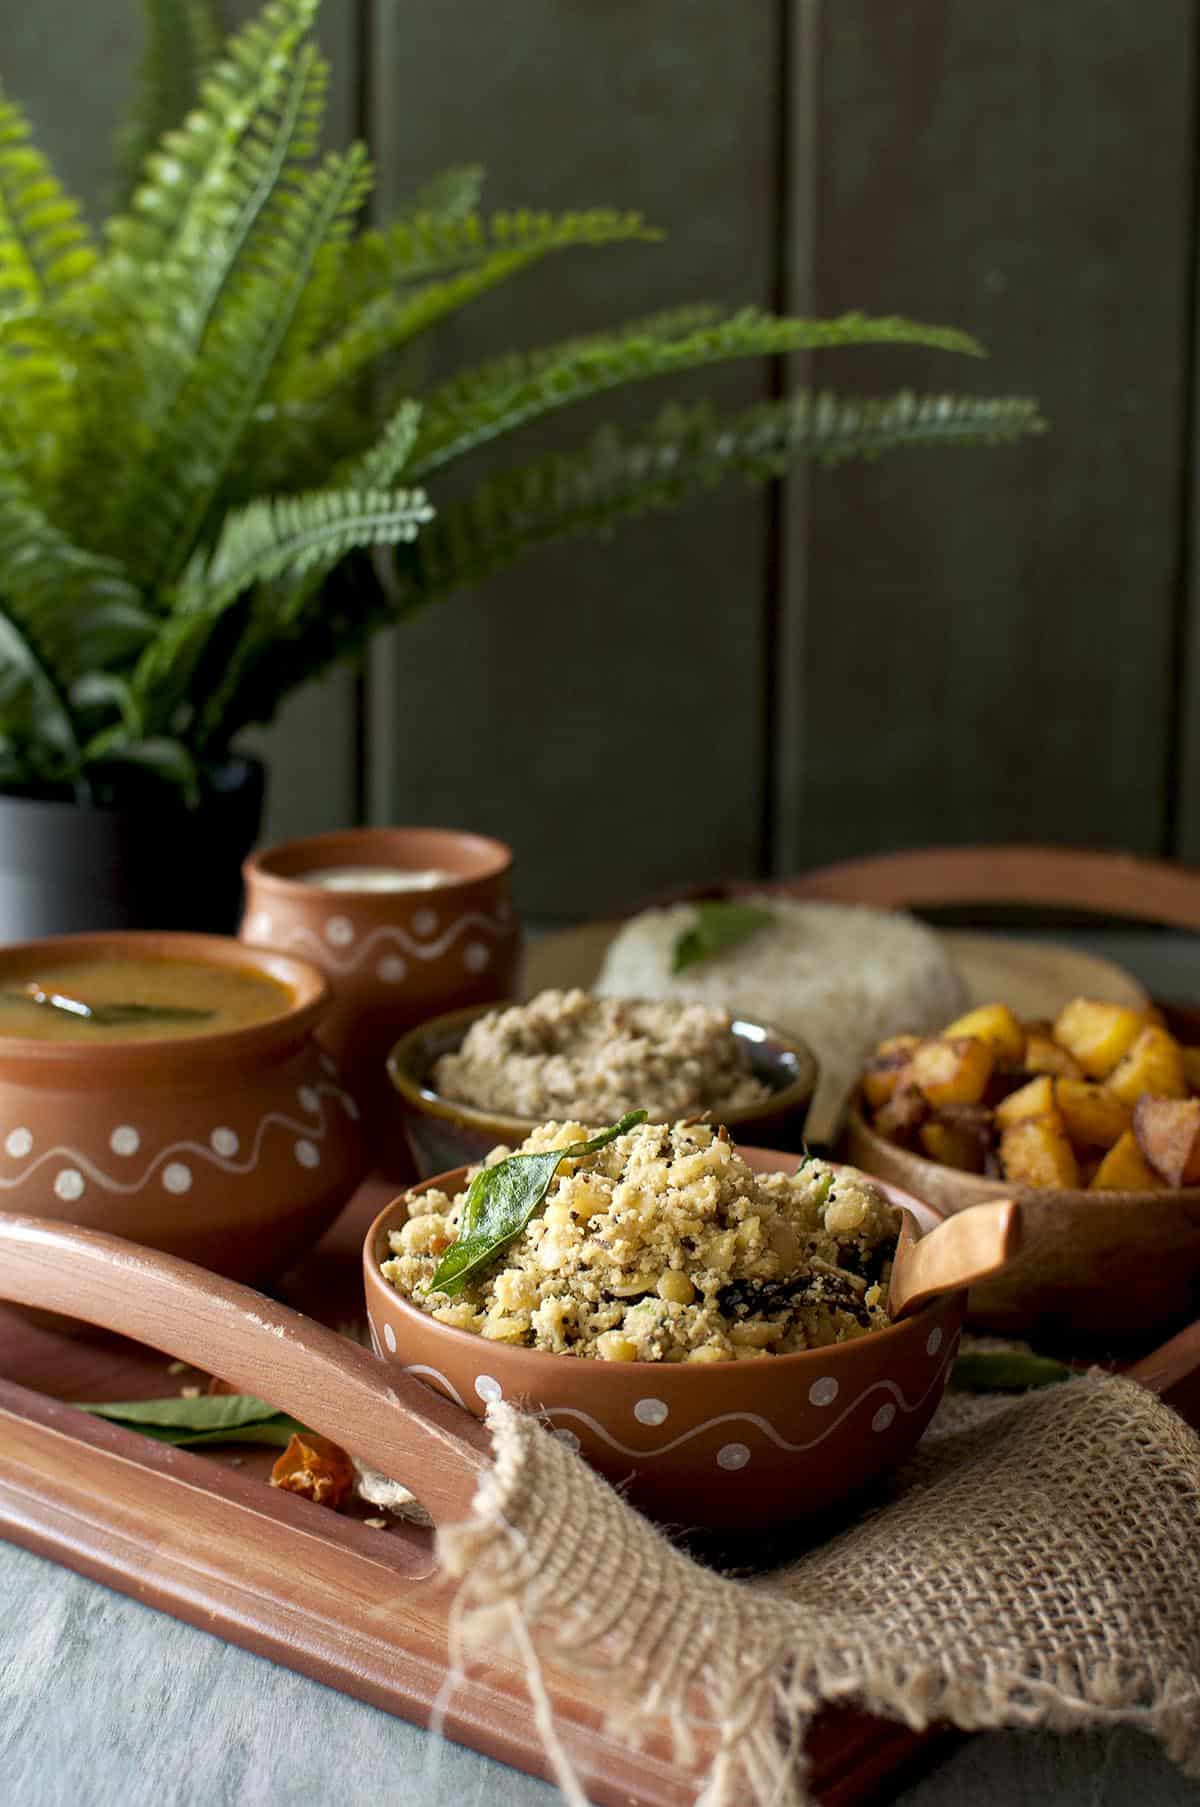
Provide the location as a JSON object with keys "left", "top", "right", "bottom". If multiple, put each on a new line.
{"left": 0, "top": 933, "right": 365, "bottom": 1290}
{"left": 844, "top": 1101, "right": 1200, "bottom": 1344}
{"left": 240, "top": 827, "right": 521, "bottom": 1173}
{"left": 386, "top": 1000, "right": 819, "bottom": 1178}
{"left": 362, "top": 1151, "right": 962, "bottom": 1534}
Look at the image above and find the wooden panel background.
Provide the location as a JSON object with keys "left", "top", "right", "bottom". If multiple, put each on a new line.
{"left": 4, "top": 0, "right": 1199, "bottom": 916}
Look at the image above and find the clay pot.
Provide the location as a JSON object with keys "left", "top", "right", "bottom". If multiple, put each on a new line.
{"left": 844, "top": 1100, "right": 1200, "bottom": 1346}
{"left": 0, "top": 933, "right": 364, "bottom": 1295}
{"left": 240, "top": 828, "right": 521, "bottom": 1173}
{"left": 362, "top": 1151, "right": 963, "bottom": 1534}
{"left": 387, "top": 1001, "right": 819, "bottom": 1178}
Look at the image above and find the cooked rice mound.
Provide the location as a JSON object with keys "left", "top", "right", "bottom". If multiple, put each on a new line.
{"left": 595, "top": 897, "right": 967, "bottom": 1138}
{"left": 381, "top": 1119, "right": 899, "bottom": 1362}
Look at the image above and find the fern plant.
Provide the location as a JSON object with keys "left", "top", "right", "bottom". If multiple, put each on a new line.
{"left": 0, "top": 0, "right": 1044, "bottom": 806}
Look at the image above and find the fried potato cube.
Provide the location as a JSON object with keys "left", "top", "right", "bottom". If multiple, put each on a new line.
{"left": 999, "top": 1116, "right": 1080, "bottom": 1189}
{"left": 861, "top": 1033, "right": 920, "bottom": 1110}
{"left": 1053, "top": 998, "right": 1146, "bottom": 1079}
{"left": 909, "top": 1036, "right": 994, "bottom": 1108}
{"left": 1024, "top": 1032, "right": 1083, "bottom": 1080}
{"left": 1054, "top": 1079, "right": 1132, "bottom": 1151}
{"left": 941, "top": 1003, "right": 1025, "bottom": 1060}
{"left": 1091, "top": 1128, "right": 1165, "bottom": 1191}
{"left": 1131, "top": 1095, "right": 1200, "bottom": 1187}
{"left": 874, "top": 1084, "right": 929, "bottom": 1145}
{"left": 919, "top": 1120, "right": 986, "bottom": 1173}
{"left": 1182, "top": 1047, "right": 1200, "bottom": 1093}
{"left": 994, "top": 1075, "right": 1056, "bottom": 1127}
{"left": 1108, "top": 1026, "right": 1187, "bottom": 1106}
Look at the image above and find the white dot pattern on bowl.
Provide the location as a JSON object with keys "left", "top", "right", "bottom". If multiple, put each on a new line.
{"left": 383, "top": 1322, "right": 396, "bottom": 1354}
{"left": 109, "top": 1125, "right": 140, "bottom": 1157}
{"left": 5, "top": 1127, "right": 32, "bottom": 1159}
{"left": 162, "top": 1162, "right": 192, "bottom": 1195}
{"left": 341, "top": 1094, "right": 360, "bottom": 1120}
{"left": 474, "top": 1374, "right": 502, "bottom": 1404}
{"left": 808, "top": 1376, "right": 839, "bottom": 1408}
{"left": 297, "top": 1086, "right": 319, "bottom": 1114}
{"left": 54, "top": 1168, "right": 84, "bottom": 1202}
{"left": 319, "top": 1052, "right": 337, "bottom": 1075}
{"left": 717, "top": 1442, "right": 751, "bottom": 1471}
{"left": 325, "top": 915, "right": 355, "bottom": 947}
{"left": 210, "top": 1127, "right": 239, "bottom": 1158}
{"left": 294, "top": 1139, "right": 320, "bottom": 1169}
{"left": 377, "top": 955, "right": 407, "bottom": 983}
{"left": 463, "top": 941, "right": 490, "bottom": 973}
{"left": 412, "top": 907, "right": 438, "bottom": 938}
{"left": 872, "top": 1403, "right": 897, "bottom": 1434}
{"left": 926, "top": 1327, "right": 943, "bottom": 1357}
{"left": 634, "top": 1398, "right": 668, "bottom": 1426}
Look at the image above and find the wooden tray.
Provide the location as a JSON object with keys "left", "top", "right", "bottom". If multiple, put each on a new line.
{"left": 0, "top": 1173, "right": 962, "bottom": 1807}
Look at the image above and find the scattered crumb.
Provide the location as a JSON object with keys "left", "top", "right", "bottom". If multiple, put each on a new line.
{"left": 180, "top": 1385, "right": 201, "bottom": 1399}
{"left": 167, "top": 1360, "right": 188, "bottom": 1376}
{"left": 363, "top": 1517, "right": 389, "bottom": 1530}
{"left": 230, "top": 1457, "right": 244, "bottom": 1468}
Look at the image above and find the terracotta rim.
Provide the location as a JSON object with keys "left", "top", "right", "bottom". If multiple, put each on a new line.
{"left": 363, "top": 1155, "right": 949, "bottom": 1377}
{"left": 0, "top": 931, "right": 331, "bottom": 1073}
{"left": 846, "top": 1098, "right": 1200, "bottom": 1210}
{"left": 385, "top": 1000, "right": 819, "bottom": 1140}
{"left": 243, "top": 826, "right": 513, "bottom": 898}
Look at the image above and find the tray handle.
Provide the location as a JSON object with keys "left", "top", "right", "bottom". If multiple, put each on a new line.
{"left": 0, "top": 1211, "right": 492, "bottom": 1525}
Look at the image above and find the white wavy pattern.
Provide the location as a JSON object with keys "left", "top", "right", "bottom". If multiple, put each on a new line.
{"left": 399, "top": 1342, "right": 958, "bottom": 1461}
{"left": 402, "top": 1362, "right": 468, "bottom": 1410}
{"left": 0, "top": 1080, "right": 354, "bottom": 1195}
{"left": 263, "top": 913, "right": 506, "bottom": 975}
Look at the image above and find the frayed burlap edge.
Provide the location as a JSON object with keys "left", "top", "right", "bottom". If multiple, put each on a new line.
{"left": 436, "top": 1376, "right": 1200, "bottom": 1807}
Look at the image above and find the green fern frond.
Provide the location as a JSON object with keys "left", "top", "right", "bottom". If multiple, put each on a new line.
{"left": 395, "top": 389, "right": 1044, "bottom": 608}
{"left": 0, "top": 85, "right": 96, "bottom": 316}
{"left": 339, "top": 401, "right": 424, "bottom": 488}
{"left": 290, "top": 209, "right": 661, "bottom": 403}
{"left": 103, "top": 0, "right": 319, "bottom": 284}
{"left": 114, "top": 0, "right": 222, "bottom": 207}
{"left": 407, "top": 308, "right": 985, "bottom": 481}
{"left": 401, "top": 164, "right": 485, "bottom": 224}
{"left": 121, "top": 141, "right": 372, "bottom": 590}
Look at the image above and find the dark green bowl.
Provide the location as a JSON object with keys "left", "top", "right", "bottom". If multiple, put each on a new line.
{"left": 386, "top": 999, "right": 819, "bottom": 1177}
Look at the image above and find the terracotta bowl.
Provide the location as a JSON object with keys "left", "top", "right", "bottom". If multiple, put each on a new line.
{"left": 362, "top": 1150, "right": 962, "bottom": 1533}
{"left": 844, "top": 1100, "right": 1200, "bottom": 1345}
{"left": 240, "top": 827, "right": 521, "bottom": 1172}
{"left": 386, "top": 1000, "right": 819, "bottom": 1178}
{"left": 0, "top": 933, "right": 365, "bottom": 1291}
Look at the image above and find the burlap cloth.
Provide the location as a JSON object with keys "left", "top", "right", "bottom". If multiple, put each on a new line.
{"left": 435, "top": 1372, "right": 1200, "bottom": 1806}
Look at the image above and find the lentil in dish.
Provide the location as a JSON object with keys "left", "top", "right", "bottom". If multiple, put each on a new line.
{"left": 381, "top": 1118, "right": 899, "bottom": 1361}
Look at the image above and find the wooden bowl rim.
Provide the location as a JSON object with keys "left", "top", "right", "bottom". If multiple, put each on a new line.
{"left": 385, "top": 1000, "right": 820, "bottom": 1140}
{"left": 362, "top": 1150, "right": 952, "bottom": 1380}
{"left": 243, "top": 824, "right": 513, "bottom": 897}
{"left": 846, "top": 1098, "right": 1200, "bottom": 1210}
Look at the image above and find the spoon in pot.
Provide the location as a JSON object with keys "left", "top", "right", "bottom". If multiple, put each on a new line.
{"left": 888, "top": 1197, "right": 1022, "bottom": 1321}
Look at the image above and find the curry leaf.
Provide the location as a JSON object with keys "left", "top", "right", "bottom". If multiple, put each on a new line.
{"left": 671, "top": 900, "right": 774, "bottom": 974}
{"left": 75, "top": 1392, "right": 307, "bottom": 1446}
{"left": 948, "top": 1351, "right": 1072, "bottom": 1393}
{"left": 428, "top": 1109, "right": 647, "bottom": 1298}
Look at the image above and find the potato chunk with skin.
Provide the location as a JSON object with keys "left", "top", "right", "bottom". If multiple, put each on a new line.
{"left": 861, "top": 1034, "right": 919, "bottom": 1110}
{"left": 873, "top": 1084, "right": 929, "bottom": 1145}
{"left": 994, "top": 1075, "right": 1056, "bottom": 1128}
{"left": 1054, "top": 1079, "right": 1131, "bottom": 1151}
{"left": 1132, "top": 1095, "right": 1200, "bottom": 1187}
{"left": 1091, "top": 1128, "right": 1164, "bottom": 1191}
{"left": 919, "top": 1119, "right": 985, "bottom": 1173}
{"left": 909, "top": 1036, "right": 994, "bottom": 1108}
{"left": 942, "top": 1004, "right": 1025, "bottom": 1060}
{"left": 1182, "top": 1047, "right": 1200, "bottom": 1093}
{"left": 1053, "top": 998, "right": 1145, "bottom": 1079}
{"left": 1108, "top": 1026, "right": 1187, "bottom": 1106}
{"left": 1024, "top": 1032, "right": 1083, "bottom": 1080}
{"left": 999, "top": 1116, "right": 1080, "bottom": 1189}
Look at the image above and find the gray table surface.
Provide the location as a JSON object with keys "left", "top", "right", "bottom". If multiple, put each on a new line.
{"left": 4, "top": 927, "right": 1200, "bottom": 1807}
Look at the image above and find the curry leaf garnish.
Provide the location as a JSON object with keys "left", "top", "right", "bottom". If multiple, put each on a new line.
{"left": 671, "top": 900, "right": 774, "bottom": 974}
{"left": 948, "top": 1351, "right": 1072, "bottom": 1393}
{"left": 428, "top": 1109, "right": 648, "bottom": 1299}
{"left": 76, "top": 1393, "right": 308, "bottom": 1447}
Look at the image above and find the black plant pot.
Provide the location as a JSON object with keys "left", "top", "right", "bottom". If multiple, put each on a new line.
{"left": 0, "top": 756, "right": 267, "bottom": 942}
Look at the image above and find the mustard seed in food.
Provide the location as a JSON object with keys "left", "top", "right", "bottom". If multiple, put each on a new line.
{"left": 381, "top": 1118, "right": 899, "bottom": 1361}
{"left": 432, "top": 988, "right": 769, "bottom": 1121}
